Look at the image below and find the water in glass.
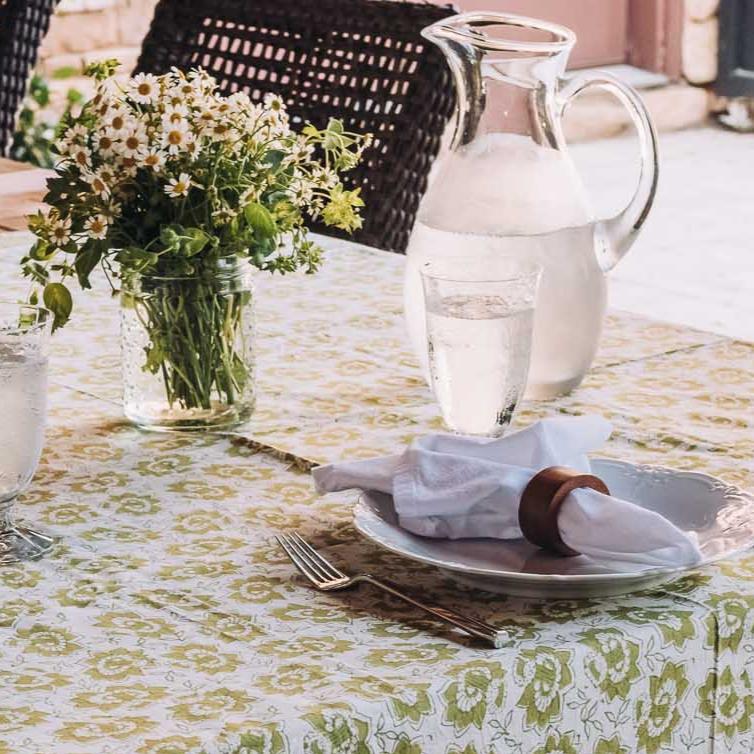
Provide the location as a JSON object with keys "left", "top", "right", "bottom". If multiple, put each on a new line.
{"left": 0, "top": 303, "right": 54, "bottom": 564}
{"left": 421, "top": 258, "right": 541, "bottom": 437}
{"left": 0, "top": 341, "right": 47, "bottom": 501}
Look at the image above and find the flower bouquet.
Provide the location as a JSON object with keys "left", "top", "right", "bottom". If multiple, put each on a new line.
{"left": 23, "top": 60, "right": 368, "bottom": 429}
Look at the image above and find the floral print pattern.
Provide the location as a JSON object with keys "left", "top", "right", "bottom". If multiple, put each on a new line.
{"left": 0, "top": 233, "right": 752, "bottom": 752}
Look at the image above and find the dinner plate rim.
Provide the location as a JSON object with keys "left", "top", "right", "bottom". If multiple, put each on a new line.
{"left": 353, "top": 458, "right": 754, "bottom": 584}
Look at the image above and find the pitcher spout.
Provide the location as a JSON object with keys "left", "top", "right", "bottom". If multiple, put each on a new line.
{"left": 421, "top": 12, "right": 575, "bottom": 57}
{"left": 422, "top": 12, "right": 577, "bottom": 148}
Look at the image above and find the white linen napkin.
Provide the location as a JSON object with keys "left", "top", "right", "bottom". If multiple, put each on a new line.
{"left": 313, "top": 416, "right": 702, "bottom": 568}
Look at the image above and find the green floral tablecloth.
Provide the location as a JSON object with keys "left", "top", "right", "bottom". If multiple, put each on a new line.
{"left": 1, "top": 233, "right": 753, "bottom": 754}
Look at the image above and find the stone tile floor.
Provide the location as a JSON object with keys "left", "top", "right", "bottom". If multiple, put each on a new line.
{"left": 572, "top": 125, "right": 754, "bottom": 342}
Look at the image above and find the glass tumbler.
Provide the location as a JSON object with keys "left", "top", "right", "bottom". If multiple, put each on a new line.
{"left": 421, "top": 256, "right": 542, "bottom": 437}
{"left": 0, "top": 302, "right": 54, "bottom": 564}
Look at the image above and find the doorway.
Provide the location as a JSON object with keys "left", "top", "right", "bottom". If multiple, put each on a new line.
{"left": 717, "top": 0, "right": 754, "bottom": 96}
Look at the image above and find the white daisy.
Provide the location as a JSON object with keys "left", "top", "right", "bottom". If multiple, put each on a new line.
{"left": 86, "top": 170, "right": 110, "bottom": 199}
{"left": 93, "top": 128, "right": 120, "bottom": 158}
{"left": 102, "top": 106, "right": 129, "bottom": 134}
{"left": 179, "top": 81, "right": 197, "bottom": 98}
{"left": 118, "top": 126, "right": 149, "bottom": 159}
{"left": 207, "top": 120, "right": 235, "bottom": 141}
{"left": 140, "top": 148, "right": 165, "bottom": 172}
{"left": 49, "top": 215, "right": 72, "bottom": 247}
{"left": 68, "top": 144, "right": 91, "bottom": 169}
{"left": 164, "top": 172, "right": 193, "bottom": 198}
{"left": 196, "top": 107, "right": 216, "bottom": 127}
{"left": 162, "top": 103, "right": 190, "bottom": 125}
{"left": 61, "top": 123, "right": 89, "bottom": 146}
{"left": 116, "top": 155, "right": 139, "bottom": 178}
{"left": 162, "top": 120, "right": 194, "bottom": 155}
{"left": 263, "top": 92, "right": 285, "bottom": 113}
{"left": 91, "top": 91, "right": 112, "bottom": 119}
{"left": 54, "top": 137, "right": 73, "bottom": 156}
{"left": 227, "top": 91, "right": 252, "bottom": 110}
{"left": 238, "top": 185, "right": 260, "bottom": 205}
{"left": 188, "top": 68, "right": 216, "bottom": 92}
{"left": 311, "top": 165, "right": 339, "bottom": 189}
{"left": 284, "top": 137, "right": 315, "bottom": 166}
{"left": 212, "top": 205, "right": 237, "bottom": 224}
{"left": 128, "top": 72, "right": 160, "bottom": 105}
{"left": 84, "top": 214, "right": 109, "bottom": 240}
{"left": 103, "top": 199, "right": 122, "bottom": 219}
{"left": 97, "top": 166, "right": 118, "bottom": 186}
{"left": 212, "top": 99, "right": 234, "bottom": 118}
{"left": 289, "top": 175, "right": 313, "bottom": 206}
{"left": 185, "top": 138, "right": 202, "bottom": 159}
{"left": 259, "top": 110, "right": 290, "bottom": 137}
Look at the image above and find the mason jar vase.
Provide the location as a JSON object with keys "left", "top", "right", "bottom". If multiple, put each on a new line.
{"left": 120, "top": 258, "right": 255, "bottom": 431}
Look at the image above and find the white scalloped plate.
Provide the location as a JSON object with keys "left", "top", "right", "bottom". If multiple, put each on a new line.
{"left": 353, "top": 459, "right": 754, "bottom": 598}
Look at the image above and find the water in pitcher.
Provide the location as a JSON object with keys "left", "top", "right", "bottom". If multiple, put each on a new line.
{"left": 406, "top": 134, "right": 607, "bottom": 399}
{"left": 426, "top": 294, "right": 534, "bottom": 436}
{"left": 0, "top": 342, "right": 47, "bottom": 503}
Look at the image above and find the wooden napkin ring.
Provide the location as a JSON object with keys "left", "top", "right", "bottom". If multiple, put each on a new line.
{"left": 519, "top": 466, "right": 610, "bottom": 557}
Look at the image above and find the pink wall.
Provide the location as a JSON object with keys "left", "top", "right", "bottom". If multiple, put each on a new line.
{"left": 429, "top": 0, "right": 629, "bottom": 68}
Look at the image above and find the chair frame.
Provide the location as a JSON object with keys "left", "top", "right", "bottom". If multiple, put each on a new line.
{"left": 0, "top": 0, "right": 59, "bottom": 156}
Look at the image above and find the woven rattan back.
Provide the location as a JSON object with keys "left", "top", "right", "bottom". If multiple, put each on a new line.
{"left": 136, "top": 0, "right": 456, "bottom": 252}
{"left": 0, "top": 0, "right": 58, "bottom": 155}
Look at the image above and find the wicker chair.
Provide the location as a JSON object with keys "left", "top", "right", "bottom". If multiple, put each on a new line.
{"left": 136, "top": 0, "right": 456, "bottom": 253}
{"left": 0, "top": 0, "right": 59, "bottom": 156}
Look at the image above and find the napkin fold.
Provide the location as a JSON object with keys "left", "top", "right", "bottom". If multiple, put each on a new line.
{"left": 313, "top": 416, "right": 702, "bottom": 568}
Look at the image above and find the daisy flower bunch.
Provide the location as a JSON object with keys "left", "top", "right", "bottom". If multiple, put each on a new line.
{"left": 23, "top": 59, "right": 369, "bottom": 330}
{"left": 21, "top": 60, "right": 369, "bottom": 419}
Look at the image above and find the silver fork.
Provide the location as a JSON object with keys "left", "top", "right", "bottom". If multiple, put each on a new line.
{"left": 276, "top": 532, "right": 505, "bottom": 647}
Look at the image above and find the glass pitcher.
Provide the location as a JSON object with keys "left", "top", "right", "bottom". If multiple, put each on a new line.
{"left": 404, "top": 12, "right": 659, "bottom": 399}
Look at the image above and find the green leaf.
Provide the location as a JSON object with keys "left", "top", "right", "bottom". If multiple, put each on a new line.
{"left": 83, "top": 59, "right": 120, "bottom": 81}
{"left": 272, "top": 199, "right": 299, "bottom": 227}
{"left": 180, "top": 227, "right": 210, "bottom": 257}
{"left": 143, "top": 340, "right": 166, "bottom": 375}
{"left": 28, "top": 240, "right": 56, "bottom": 262}
{"left": 66, "top": 88, "right": 85, "bottom": 106}
{"left": 327, "top": 118, "right": 345, "bottom": 134}
{"left": 159, "top": 224, "right": 182, "bottom": 252}
{"left": 29, "top": 74, "right": 51, "bottom": 107}
{"left": 117, "top": 247, "right": 159, "bottom": 270}
{"left": 74, "top": 244, "right": 103, "bottom": 289}
{"left": 43, "top": 282, "right": 73, "bottom": 331}
{"left": 264, "top": 150, "right": 286, "bottom": 172}
{"left": 27, "top": 210, "right": 48, "bottom": 234}
{"left": 51, "top": 65, "right": 80, "bottom": 80}
{"left": 243, "top": 202, "right": 277, "bottom": 240}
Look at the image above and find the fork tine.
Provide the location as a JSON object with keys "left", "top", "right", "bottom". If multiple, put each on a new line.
{"left": 284, "top": 534, "right": 337, "bottom": 583}
{"left": 291, "top": 532, "right": 346, "bottom": 580}
{"left": 429, "top": 605, "right": 502, "bottom": 637}
{"left": 459, "top": 614, "right": 502, "bottom": 635}
{"left": 425, "top": 597, "right": 501, "bottom": 633}
{"left": 276, "top": 535, "right": 323, "bottom": 586}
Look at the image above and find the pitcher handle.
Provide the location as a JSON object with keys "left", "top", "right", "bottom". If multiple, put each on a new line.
{"left": 557, "top": 72, "right": 659, "bottom": 273}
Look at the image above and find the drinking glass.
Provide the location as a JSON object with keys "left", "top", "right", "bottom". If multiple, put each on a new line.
{"left": 421, "top": 256, "right": 542, "bottom": 437}
{"left": 0, "top": 302, "right": 55, "bottom": 564}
